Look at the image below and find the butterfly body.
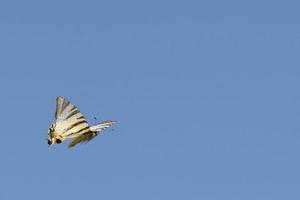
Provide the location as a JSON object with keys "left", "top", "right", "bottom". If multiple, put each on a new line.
{"left": 47, "top": 97, "right": 116, "bottom": 148}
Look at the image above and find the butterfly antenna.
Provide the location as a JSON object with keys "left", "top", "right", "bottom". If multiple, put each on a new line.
{"left": 108, "top": 128, "right": 115, "bottom": 133}
{"left": 94, "top": 117, "right": 97, "bottom": 125}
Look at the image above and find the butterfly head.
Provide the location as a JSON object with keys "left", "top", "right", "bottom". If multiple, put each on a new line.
{"left": 47, "top": 124, "right": 59, "bottom": 146}
{"left": 47, "top": 137, "right": 62, "bottom": 146}
{"left": 47, "top": 134, "right": 55, "bottom": 146}
{"left": 47, "top": 138, "right": 52, "bottom": 146}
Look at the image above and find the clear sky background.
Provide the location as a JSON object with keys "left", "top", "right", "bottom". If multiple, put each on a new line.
{"left": 0, "top": 0, "right": 299, "bottom": 199}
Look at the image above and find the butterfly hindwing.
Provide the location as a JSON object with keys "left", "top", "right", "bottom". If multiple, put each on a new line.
{"left": 68, "top": 132, "right": 97, "bottom": 148}
{"left": 90, "top": 120, "right": 117, "bottom": 132}
{"left": 68, "top": 120, "right": 117, "bottom": 148}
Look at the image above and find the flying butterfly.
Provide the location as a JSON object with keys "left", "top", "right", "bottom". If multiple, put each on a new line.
{"left": 47, "top": 96, "right": 116, "bottom": 148}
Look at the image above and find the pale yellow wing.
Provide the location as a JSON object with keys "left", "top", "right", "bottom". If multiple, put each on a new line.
{"left": 68, "top": 132, "right": 97, "bottom": 148}
{"left": 52, "top": 97, "right": 91, "bottom": 139}
{"left": 68, "top": 120, "right": 117, "bottom": 148}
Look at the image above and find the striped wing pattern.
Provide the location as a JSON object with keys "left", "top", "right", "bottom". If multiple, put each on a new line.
{"left": 68, "top": 132, "right": 97, "bottom": 148}
{"left": 48, "top": 96, "right": 116, "bottom": 148}
{"left": 54, "top": 97, "right": 92, "bottom": 139}
{"left": 69, "top": 120, "right": 117, "bottom": 147}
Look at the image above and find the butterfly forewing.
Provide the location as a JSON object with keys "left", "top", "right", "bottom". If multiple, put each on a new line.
{"left": 55, "top": 96, "right": 71, "bottom": 119}
{"left": 53, "top": 97, "right": 92, "bottom": 138}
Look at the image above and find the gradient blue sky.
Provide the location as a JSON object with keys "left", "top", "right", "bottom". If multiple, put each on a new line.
{"left": 0, "top": 0, "right": 300, "bottom": 199}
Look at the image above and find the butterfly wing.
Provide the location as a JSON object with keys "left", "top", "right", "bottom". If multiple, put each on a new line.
{"left": 51, "top": 97, "right": 92, "bottom": 139}
{"left": 68, "top": 120, "right": 117, "bottom": 148}
{"left": 55, "top": 96, "right": 71, "bottom": 119}
{"left": 68, "top": 132, "right": 97, "bottom": 148}
{"left": 90, "top": 120, "right": 117, "bottom": 132}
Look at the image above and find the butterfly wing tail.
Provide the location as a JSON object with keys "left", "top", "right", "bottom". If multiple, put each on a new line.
{"left": 90, "top": 120, "right": 117, "bottom": 132}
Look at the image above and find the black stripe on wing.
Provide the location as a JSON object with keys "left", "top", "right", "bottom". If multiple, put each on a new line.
{"left": 68, "top": 131, "right": 97, "bottom": 148}
{"left": 69, "top": 106, "right": 77, "bottom": 112}
{"left": 55, "top": 96, "right": 70, "bottom": 119}
{"left": 65, "top": 109, "right": 80, "bottom": 120}
{"left": 66, "top": 126, "right": 91, "bottom": 137}
{"left": 64, "top": 120, "right": 88, "bottom": 132}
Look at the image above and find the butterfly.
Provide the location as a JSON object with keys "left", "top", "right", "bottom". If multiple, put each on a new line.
{"left": 47, "top": 96, "right": 116, "bottom": 148}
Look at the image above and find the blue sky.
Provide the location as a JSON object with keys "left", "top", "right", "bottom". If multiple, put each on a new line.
{"left": 0, "top": 0, "right": 300, "bottom": 199}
